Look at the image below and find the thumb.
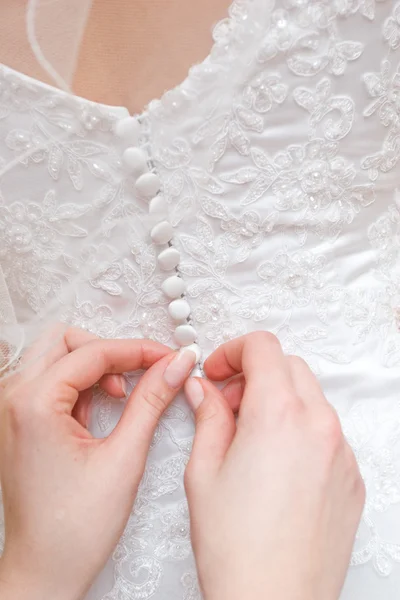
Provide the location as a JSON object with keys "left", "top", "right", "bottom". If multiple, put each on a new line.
{"left": 104, "top": 349, "right": 196, "bottom": 472}
{"left": 184, "top": 378, "right": 236, "bottom": 486}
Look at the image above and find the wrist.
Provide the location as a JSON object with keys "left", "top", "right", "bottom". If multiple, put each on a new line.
{"left": 0, "top": 557, "right": 82, "bottom": 600}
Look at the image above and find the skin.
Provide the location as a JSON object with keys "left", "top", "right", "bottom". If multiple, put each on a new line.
{"left": 74, "top": 0, "right": 233, "bottom": 112}
{"left": 0, "top": 329, "right": 365, "bottom": 600}
{"left": 0, "top": 0, "right": 232, "bottom": 114}
{"left": 0, "top": 326, "right": 196, "bottom": 600}
{"left": 184, "top": 332, "right": 366, "bottom": 600}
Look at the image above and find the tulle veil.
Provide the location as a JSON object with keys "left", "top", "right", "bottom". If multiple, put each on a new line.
{"left": 0, "top": 0, "right": 98, "bottom": 378}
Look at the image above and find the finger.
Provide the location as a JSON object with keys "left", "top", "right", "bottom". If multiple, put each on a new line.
{"left": 17, "top": 325, "right": 130, "bottom": 398}
{"left": 286, "top": 355, "right": 325, "bottom": 406}
{"left": 184, "top": 378, "right": 236, "bottom": 487}
{"left": 105, "top": 349, "right": 197, "bottom": 465}
{"left": 98, "top": 373, "right": 127, "bottom": 398}
{"left": 221, "top": 357, "right": 324, "bottom": 409}
{"left": 73, "top": 382, "right": 130, "bottom": 429}
{"left": 72, "top": 388, "right": 93, "bottom": 429}
{"left": 15, "top": 322, "right": 71, "bottom": 382}
{"left": 67, "top": 329, "right": 128, "bottom": 397}
{"left": 221, "top": 375, "right": 245, "bottom": 413}
{"left": 40, "top": 339, "right": 172, "bottom": 411}
{"left": 17, "top": 325, "right": 98, "bottom": 380}
{"left": 204, "top": 332, "right": 292, "bottom": 398}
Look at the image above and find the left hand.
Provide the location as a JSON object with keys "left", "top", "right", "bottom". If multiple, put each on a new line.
{"left": 0, "top": 326, "right": 196, "bottom": 600}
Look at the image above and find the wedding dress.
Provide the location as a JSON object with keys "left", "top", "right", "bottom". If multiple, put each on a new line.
{"left": 1, "top": 0, "right": 400, "bottom": 598}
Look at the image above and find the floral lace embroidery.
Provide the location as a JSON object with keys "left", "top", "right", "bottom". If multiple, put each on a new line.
{"left": 1, "top": 0, "right": 400, "bottom": 596}
{"left": 271, "top": 140, "right": 375, "bottom": 234}
{"left": 343, "top": 192, "right": 400, "bottom": 366}
{"left": 181, "top": 572, "right": 201, "bottom": 600}
{"left": 362, "top": 57, "right": 400, "bottom": 181}
{"left": 343, "top": 401, "right": 400, "bottom": 576}
{"left": 383, "top": 1, "right": 400, "bottom": 50}
{"left": 294, "top": 78, "right": 355, "bottom": 141}
{"left": 256, "top": 250, "right": 332, "bottom": 311}
{"left": 0, "top": 190, "right": 91, "bottom": 312}
{"left": 151, "top": 1, "right": 400, "bottom": 585}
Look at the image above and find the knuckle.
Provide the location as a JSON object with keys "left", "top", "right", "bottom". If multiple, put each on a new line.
{"left": 63, "top": 325, "right": 77, "bottom": 341}
{"left": 345, "top": 445, "right": 366, "bottom": 504}
{"left": 243, "top": 389, "right": 304, "bottom": 432}
{"left": 184, "top": 459, "right": 208, "bottom": 498}
{"left": 3, "top": 393, "right": 30, "bottom": 432}
{"left": 1, "top": 390, "right": 14, "bottom": 416}
{"left": 248, "top": 330, "right": 281, "bottom": 349}
{"left": 141, "top": 388, "right": 169, "bottom": 418}
{"left": 195, "top": 398, "right": 219, "bottom": 425}
{"left": 286, "top": 354, "right": 309, "bottom": 372}
{"left": 275, "top": 390, "right": 304, "bottom": 421}
{"left": 48, "top": 321, "right": 66, "bottom": 335}
{"left": 66, "top": 324, "right": 88, "bottom": 336}
{"left": 184, "top": 460, "right": 201, "bottom": 498}
{"left": 65, "top": 325, "right": 99, "bottom": 346}
{"left": 315, "top": 407, "right": 344, "bottom": 452}
{"left": 85, "top": 340, "right": 108, "bottom": 371}
{"left": 355, "top": 472, "right": 366, "bottom": 507}
{"left": 184, "top": 462, "right": 195, "bottom": 492}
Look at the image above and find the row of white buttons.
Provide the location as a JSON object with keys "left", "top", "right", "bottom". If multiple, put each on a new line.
{"left": 116, "top": 116, "right": 201, "bottom": 363}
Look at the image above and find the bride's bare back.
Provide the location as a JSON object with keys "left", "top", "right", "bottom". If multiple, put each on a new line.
{"left": 74, "top": 0, "right": 232, "bottom": 113}
{"left": 0, "top": 0, "right": 231, "bottom": 113}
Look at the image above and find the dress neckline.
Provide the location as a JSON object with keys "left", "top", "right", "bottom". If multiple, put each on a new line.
{"left": 0, "top": 0, "right": 271, "bottom": 122}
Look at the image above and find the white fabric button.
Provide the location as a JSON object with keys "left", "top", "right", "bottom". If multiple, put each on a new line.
{"left": 162, "top": 276, "right": 185, "bottom": 298}
{"left": 149, "top": 195, "right": 168, "bottom": 217}
{"left": 158, "top": 247, "right": 180, "bottom": 271}
{"left": 174, "top": 324, "right": 197, "bottom": 346}
{"left": 168, "top": 299, "right": 191, "bottom": 321}
{"left": 122, "top": 147, "right": 148, "bottom": 176}
{"left": 115, "top": 116, "right": 141, "bottom": 142}
{"left": 150, "top": 221, "right": 173, "bottom": 245}
{"left": 184, "top": 343, "right": 202, "bottom": 363}
{"left": 191, "top": 364, "right": 203, "bottom": 377}
{"left": 136, "top": 173, "right": 161, "bottom": 199}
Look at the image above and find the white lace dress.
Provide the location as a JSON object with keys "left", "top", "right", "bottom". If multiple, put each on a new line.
{"left": 1, "top": 1, "right": 400, "bottom": 598}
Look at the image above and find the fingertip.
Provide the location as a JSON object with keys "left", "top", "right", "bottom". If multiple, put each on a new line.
{"left": 99, "top": 374, "right": 127, "bottom": 398}
{"left": 184, "top": 377, "right": 205, "bottom": 412}
{"left": 186, "top": 377, "right": 236, "bottom": 422}
{"left": 203, "top": 351, "right": 235, "bottom": 381}
{"left": 184, "top": 377, "right": 236, "bottom": 482}
{"left": 221, "top": 376, "right": 244, "bottom": 413}
{"left": 163, "top": 349, "right": 197, "bottom": 390}
{"left": 107, "top": 350, "right": 194, "bottom": 455}
{"left": 140, "top": 340, "right": 174, "bottom": 369}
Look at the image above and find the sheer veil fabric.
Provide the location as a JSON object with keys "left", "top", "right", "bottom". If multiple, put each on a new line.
{"left": 0, "top": 0, "right": 93, "bottom": 376}
{"left": 1, "top": 1, "right": 400, "bottom": 600}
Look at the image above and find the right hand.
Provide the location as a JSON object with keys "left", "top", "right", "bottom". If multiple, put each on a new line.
{"left": 184, "top": 332, "right": 365, "bottom": 600}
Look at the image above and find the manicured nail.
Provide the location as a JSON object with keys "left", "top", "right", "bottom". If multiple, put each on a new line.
{"left": 119, "top": 375, "right": 127, "bottom": 396}
{"left": 185, "top": 378, "right": 204, "bottom": 411}
{"left": 164, "top": 350, "right": 196, "bottom": 388}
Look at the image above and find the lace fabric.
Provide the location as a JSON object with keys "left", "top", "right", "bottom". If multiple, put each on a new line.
{"left": 1, "top": 0, "right": 400, "bottom": 598}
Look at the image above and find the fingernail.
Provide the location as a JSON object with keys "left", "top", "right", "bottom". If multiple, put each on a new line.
{"left": 185, "top": 378, "right": 204, "bottom": 411}
{"left": 119, "top": 375, "right": 127, "bottom": 396}
{"left": 164, "top": 350, "right": 196, "bottom": 388}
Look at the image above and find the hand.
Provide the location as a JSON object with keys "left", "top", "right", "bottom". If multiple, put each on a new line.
{"left": 0, "top": 326, "right": 196, "bottom": 600}
{"left": 184, "top": 332, "right": 365, "bottom": 600}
